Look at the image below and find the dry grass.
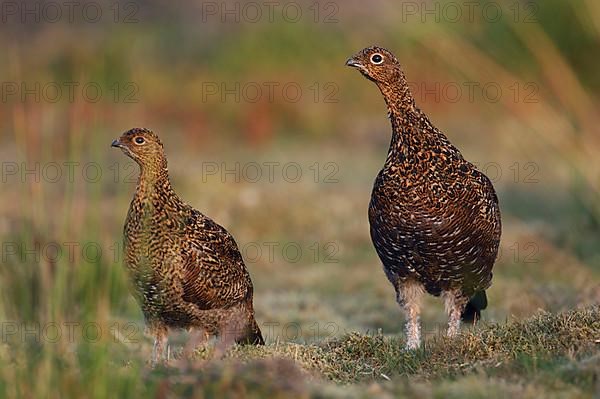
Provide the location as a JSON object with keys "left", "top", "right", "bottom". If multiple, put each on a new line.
{"left": 142, "top": 306, "right": 600, "bottom": 398}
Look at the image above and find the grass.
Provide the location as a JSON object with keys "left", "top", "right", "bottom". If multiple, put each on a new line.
{"left": 119, "top": 307, "right": 600, "bottom": 397}
{"left": 4, "top": 306, "right": 597, "bottom": 398}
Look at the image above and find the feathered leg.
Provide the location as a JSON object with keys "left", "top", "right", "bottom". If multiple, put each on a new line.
{"left": 396, "top": 280, "right": 424, "bottom": 350}
{"left": 443, "top": 290, "right": 469, "bottom": 337}
{"left": 148, "top": 322, "right": 169, "bottom": 367}
{"left": 183, "top": 302, "right": 264, "bottom": 347}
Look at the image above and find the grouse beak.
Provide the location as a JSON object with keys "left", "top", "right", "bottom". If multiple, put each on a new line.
{"left": 111, "top": 139, "right": 123, "bottom": 148}
{"left": 345, "top": 57, "right": 362, "bottom": 68}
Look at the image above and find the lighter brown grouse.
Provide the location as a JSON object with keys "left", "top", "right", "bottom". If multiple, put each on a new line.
{"left": 112, "top": 128, "right": 263, "bottom": 365}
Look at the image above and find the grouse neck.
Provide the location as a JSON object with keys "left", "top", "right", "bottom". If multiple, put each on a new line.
{"left": 378, "top": 77, "right": 416, "bottom": 118}
{"left": 135, "top": 160, "right": 175, "bottom": 200}
{"left": 378, "top": 80, "right": 425, "bottom": 166}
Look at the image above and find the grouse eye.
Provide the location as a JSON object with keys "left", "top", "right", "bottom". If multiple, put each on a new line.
{"left": 134, "top": 136, "right": 145, "bottom": 145}
{"left": 370, "top": 54, "right": 384, "bottom": 64}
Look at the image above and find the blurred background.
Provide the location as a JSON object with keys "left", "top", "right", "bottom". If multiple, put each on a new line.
{"left": 0, "top": 0, "right": 599, "bottom": 396}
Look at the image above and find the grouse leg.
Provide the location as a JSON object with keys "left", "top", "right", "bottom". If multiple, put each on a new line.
{"left": 149, "top": 323, "right": 169, "bottom": 367}
{"left": 182, "top": 302, "right": 263, "bottom": 346}
{"left": 443, "top": 290, "right": 468, "bottom": 337}
{"left": 396, "top": 280, "right": 424, "bottom": 350}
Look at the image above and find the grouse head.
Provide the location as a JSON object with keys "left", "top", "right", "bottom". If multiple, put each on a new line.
{"left": 345, "top": 46, "right": 406, "bottom": 85}
{"left": 346, "top": 46, "right": 417, "bottom": 114}
{"left": 112, "top": 128, "right": 166, "bottom": 171}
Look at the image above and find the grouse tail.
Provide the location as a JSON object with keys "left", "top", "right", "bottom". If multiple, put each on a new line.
{"left": 461, "top": 290, "right": 488, "bottom": 323}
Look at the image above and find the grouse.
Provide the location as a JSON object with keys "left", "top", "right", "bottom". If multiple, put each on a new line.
{"left": 346, "top": 46, "right": 501, "bottom": 349}
{"left": 112, "top": 128, "right": 264, "bottom": 364}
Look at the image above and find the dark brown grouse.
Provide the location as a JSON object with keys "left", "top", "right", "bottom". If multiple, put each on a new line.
{"left": 346, "top": 46, "right": 501, "bottom": 349}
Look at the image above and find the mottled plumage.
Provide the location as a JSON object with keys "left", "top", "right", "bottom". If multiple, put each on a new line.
{"left": 112, "top": 128, "right": 263, "bottom": 364}
{"left": 346, "top": 46, "right": 501, "bottom": 349}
